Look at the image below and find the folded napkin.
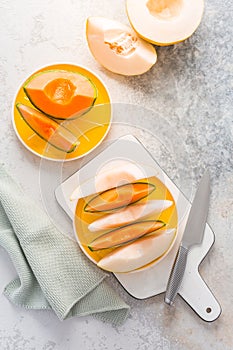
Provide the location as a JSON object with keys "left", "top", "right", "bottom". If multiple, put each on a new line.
{"left": 0, "top": 165, "right": 129, "bottom": 325}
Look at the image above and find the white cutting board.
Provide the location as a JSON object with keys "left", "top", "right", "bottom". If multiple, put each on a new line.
{"left": 55, "top": 135, "right": 221, "bottom": 322}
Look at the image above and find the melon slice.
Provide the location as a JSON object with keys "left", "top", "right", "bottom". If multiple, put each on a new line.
{"left": 97, "top": 228, "right": 176, "bottom": 272}
{"left": 86, "top": 17, "right": 157, "bottom": 75}
{"left": 88, "top": 220, "right": 166, "bottom": 251}
{"left": 88, "top": 200, "right": 173, "bottom": 232}
{"left": 16, "top": 103, "right": 78, "bottom": 153}
{"left": 24, "top": 70, "right": 97, "bottom": 120}
{"left": 84, "top": 182, "right": 155, "bottom": 213}
{"left": 126, "top": 0, "right": 204, "bottom": 46}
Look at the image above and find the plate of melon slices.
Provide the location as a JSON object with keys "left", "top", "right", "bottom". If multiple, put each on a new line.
{"left": 71, "top": 157, "right": 178, "bottom": 274}
{"left": 12, "top": 63, "right": 112, "bottom": 161}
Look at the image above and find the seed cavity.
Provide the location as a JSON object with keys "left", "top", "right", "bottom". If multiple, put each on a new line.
{"left": 104, "top": 31, "right": 138, "bottom": 56}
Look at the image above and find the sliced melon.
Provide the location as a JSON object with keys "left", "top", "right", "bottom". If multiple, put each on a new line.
{"left": 88, "top": 200, "right": 173, "bottom": 232}
{"left": 84, "top": 182, "right": 155, "bottom": 213}
{"left": 97, "top": 228, "right": 176, "bottom": 272}
{"left": 126, "top": 0, "right": 204, "bottom": 46}
{"left": 88, "top": 220, "right": 166, "bottom": 251}
{"left": 16, "top": 103, "right": 78, "bottom": 153}
{"left": 86, "top": 17, "right": 157, "bottom": 75}
{"left": 24, "top": 70, "right": 97, "bottom": 120}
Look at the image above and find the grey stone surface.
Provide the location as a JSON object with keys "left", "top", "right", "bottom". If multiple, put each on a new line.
{"left": 0, "top": 0, "right": 232, "bottom": 349}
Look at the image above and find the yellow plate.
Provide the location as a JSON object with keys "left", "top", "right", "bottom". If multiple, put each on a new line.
{"left": 74, "top": 175, "right": 178, "bottom": 271}
{"left": 12, "top": 63, "right": 111, "bottom": 161}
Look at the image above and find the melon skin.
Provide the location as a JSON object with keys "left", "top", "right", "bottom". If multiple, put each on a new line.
{"left": 16, "top": 103, "right": 78, "bottom": 153}
{"left": 23, "top": 70, "right": 98, "bottom": 120}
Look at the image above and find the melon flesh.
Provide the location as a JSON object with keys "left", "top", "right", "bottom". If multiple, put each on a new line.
{"left": 86, "top": 17, "right": 157, "bottom": 75}
{"left": 97, "top": 228, "right": 176, "bottom": 272}
{"left": 24, "top": 70, "right": 97, "bottom": 119}
{"left": 126, "top": 0, "right": 204, "bottom": 46}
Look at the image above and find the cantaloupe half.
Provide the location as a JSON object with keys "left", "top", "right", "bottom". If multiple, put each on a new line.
{"left": 97, "top": 228, "right": 176, "bottom": 272}
{"left": 126, "top": 0, "right": 204, "bottom": 46}
{"left": 86, "top": 17, "right": 157, "bottom": 75}
{"left": 24, "top": 70, "right": 97, "bottom": 120}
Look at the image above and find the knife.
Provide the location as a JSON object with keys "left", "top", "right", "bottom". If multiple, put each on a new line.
{"left": 165, "top": 171, "right": 210, "bottom": 305}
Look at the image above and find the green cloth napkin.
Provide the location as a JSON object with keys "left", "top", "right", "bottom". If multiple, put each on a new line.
{"left": 0, "top": 165, "right": 129, "bottom": 325}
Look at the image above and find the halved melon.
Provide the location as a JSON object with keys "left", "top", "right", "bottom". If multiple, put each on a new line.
{"left": 16, "top": 103, "right": 78, "bottom": 153}
{"left": 88, "top": 200, "right": 173, "bottom": 232}
{"left": 126, "top": 0, "right": 204, "bottom": 46}
{"left": 24, "top": 70, "right": 97, "bottom": 119}
{"left": 86, "top": 17, "right": 157, "bottom": 75}
{"left": 97, "top": 228, "right": 176, "bottom": 272}
{"left": 84, "top": 182, "right": 155, "bottom": 213}
{"left": 88, "top": 220, "right": 166, "bottom": 251}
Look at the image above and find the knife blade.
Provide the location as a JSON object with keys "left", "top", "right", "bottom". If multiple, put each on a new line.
{"left": 164, "top": 171, "right": 210, "bottom": 305}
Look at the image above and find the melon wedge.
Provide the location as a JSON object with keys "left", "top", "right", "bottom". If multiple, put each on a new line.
{"left": 88, "top": 200, "right": 173, "bottom": 232}
{"left": 84, "top": 182, "right": 155, "bottom": 213}
{"left": 97, "top": 228, "right": 176, "bottom": 272}
{"left": 88, "top": 220, "right": 166, "bottom": 251}
{"left": 86, "top": 17, "right": 157, "bottom": 75}
{"left": 24, "top": 70, "right": 97, "bottom": 120}
{"left": 16, "top": 103, "right": 78, "bottom": 153}
{"left": 126, "top": 0, "right": 204, "bottom": 46}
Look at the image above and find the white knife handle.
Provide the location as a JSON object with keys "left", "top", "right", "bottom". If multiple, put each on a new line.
{"left": 165, "top": 245, "right": 188, "bottom": 305}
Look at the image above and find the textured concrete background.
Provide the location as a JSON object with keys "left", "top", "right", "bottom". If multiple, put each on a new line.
{"left": 0, "top": 0, "right": 232, "bottom": 349}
